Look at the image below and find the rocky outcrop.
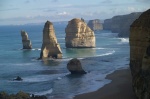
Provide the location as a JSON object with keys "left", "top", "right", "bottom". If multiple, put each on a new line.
{"left": 0, "top": 91, "right": 47, "bottom": 99}
{"left": 67, "top": 58, "right": 86, "bottom": 74}
{"left": 87, "top": 19, "right": 103, "bottom": 31}
{"left": 103, "top": 12, "right": 141, "bottom": 37}
{"left": 21, "top": 31, "right": 32, "bottom": 49}
{"left": 40, "top": 21, "right": 62, "bottom": 59}
{"left": 129, "top": 9, "right": 150, "bottom": 99}
{"left": 81, "top": 18, "right": 85, "bottom": 22}
{"left": 13, "top": 76, "right": 23, "bottom": 81}
{"left": 65, "top": 18, "right": 95, "bottom": 48}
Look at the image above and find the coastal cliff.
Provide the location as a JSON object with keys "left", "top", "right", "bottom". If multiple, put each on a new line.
{"left": 104, "top": 12, "right": 141, "bottom": 37}
{"left": 130, "top": 9, "right": 150, "bottom": 99}
{"left": 87, "top": 19, "right": 103, "bottom": 31}
{"left": 21, "top": 30, "right": 32, "bottom": 49}
{"left": 65, "top": 18, "right": 95, "bottom": 48}
{"left": 40, "top": 21, "right": 62, "bottom": 59}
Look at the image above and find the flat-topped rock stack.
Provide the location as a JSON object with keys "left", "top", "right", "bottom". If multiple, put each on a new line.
{"left": 130, "top": 9, "right": 150, "bottom": 99}
{"left": 40, "top": 21, "right": 62, "bottom": 59}
{"left": 88, "top": 19, "right": 103, "bottom": 31}
{"left": 21, "top": 30, "right": 32, "bottom": 49}
{"left": 65, "top": 18, "right": 95, "bottom": 48}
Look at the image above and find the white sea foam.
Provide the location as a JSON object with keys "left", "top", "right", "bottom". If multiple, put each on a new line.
{"left": 117, "top": 38, "right": 129, "bottom": 44}
{"left": 96, "top": 50, "right": 115, "bottom": 57}
{"left": 57, "top": 77, "right": 62, "bottom": 80}
{"left": 120, "top": 38, "right": 129, "bottom": 43}
{"left": 23, "top": 75, "right": 56, "bottom": 82}
{"left": 20, "top": 48, "right": 41, "bottom": 51}
{"left": 37, "top": 49, "right": 41, "bottom": 51}
{"left": 92, "top": 48, "right": 105, "bottom": 50}
{"left": 31, "top": 48, "right": 41, "bottom": 51}
{"left": 56, "top": 57, "right": 85, "bottom": 62}
{"left": 12, "top": 63, "right": 33, "bottom": 66}
{"left": 33, "top": 88, "right": 53, "bottom": 96}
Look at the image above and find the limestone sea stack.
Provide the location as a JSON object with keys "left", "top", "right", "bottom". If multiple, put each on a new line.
{"left": 87, "top": 19, "right": 103, "bottom": 31}
{"left": 67, "top": 58, "right": 86, "bottom": 74}
{"left": 40, "top": 21, "right": 62, "bottom": 59}
{"left": 130, "top": 9, "right": 150, "bottom": 99}
{"left": 21, "top": 30, "right": 32, "bottom": 49}
{"left": 65, "top": 18, "right": 95, "bottom": 48}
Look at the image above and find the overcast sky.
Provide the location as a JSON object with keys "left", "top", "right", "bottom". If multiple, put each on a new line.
{"left": 0, "top": 0, "right": 149, "bottom": 25}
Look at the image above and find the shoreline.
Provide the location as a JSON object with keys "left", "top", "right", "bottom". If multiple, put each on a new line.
{"left": 74, "top": 68, "right": 137, "bottom": 99}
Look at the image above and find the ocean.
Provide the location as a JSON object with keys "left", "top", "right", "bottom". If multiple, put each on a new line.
{"left": 0, "top": 23, "right": 129, "bottom": 99}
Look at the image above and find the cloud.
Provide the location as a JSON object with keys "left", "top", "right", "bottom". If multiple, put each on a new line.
{"left": 136, "top": 0, "right": 150, "bottom": 2}
{"left": 0, "top": 8, "right": 19, "bottom": 11}
{"left": 101, "top": 0, "right": 112, "bottom": 4}
{"left": 24, "top": 0, "right": 30, "bottom": 3}
{"left": 33, "top": 7, "right": 57, "bottom": 12}
{"left": 51, "top": 0, "right": 59, "bottom": 2}
{"left": 57, "top": 11, "right": 70, "bottom": 16}
{"left": 127, "top": 7, "right": 137, "bottom": 12}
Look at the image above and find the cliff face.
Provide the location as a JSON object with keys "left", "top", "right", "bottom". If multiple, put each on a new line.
{"left": 21, "top": 31, "right": 32, "bottom": 49}
{"left": 65, "top": 18, "right": 95, "bottom": 48}
{"left": 104, "top": 12, "right": 141, "bottom": 37}
{"left": 130, "top": 9, "right": 150, "bottom": 99}
{"left": 87, "top": 19, "right": 103, "bottom": 31}
{"left": 40, "top": 21, "right": 62, "bottom": 59}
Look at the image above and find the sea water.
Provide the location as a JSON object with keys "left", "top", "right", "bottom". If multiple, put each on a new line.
{"left": 0, "top": 23, "right": 129, "bottom": 99}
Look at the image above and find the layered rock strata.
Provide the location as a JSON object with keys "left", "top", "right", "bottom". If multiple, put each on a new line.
{"left": 104, "top": 12, "right": 141, "bottom": 37}
{"left": 88, "top": 19, "right": 103, "bottom": 31}
{"left": 65, "top": 18, "right": 95, "bottom": 48}
{"left": 130, "top": 9, "right": 150, "bottom": 99}
{"left": 21, "top": 31, "right": 32, "bottom": 49}
{"left": 40, "top": 21, "right": 62, "bottom": 59}
{"left": 67, "top": 58, "right": 86, "bottom": 74}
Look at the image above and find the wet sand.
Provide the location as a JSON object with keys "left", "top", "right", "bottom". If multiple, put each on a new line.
{"left": 74, "top": 68, "right": 137, "bottom": 99}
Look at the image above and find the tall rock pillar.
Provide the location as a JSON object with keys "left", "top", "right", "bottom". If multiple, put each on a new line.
{"left": 21, "top": 30, "right": 32, "bottom": 49}
{"left": 40, "top": 21, "right": 62, "bottom": 59}
{"left": 130, "top": 9, "right": 150, "bottom": 99}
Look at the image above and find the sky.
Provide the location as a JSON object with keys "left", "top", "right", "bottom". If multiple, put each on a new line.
{"left": 0, "top": 0, "right": 149, "bottom": 25}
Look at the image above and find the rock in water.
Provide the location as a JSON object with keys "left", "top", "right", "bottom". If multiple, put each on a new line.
{"left": 130, "top": 9, "right": 150, "bottom": 99}
{"left": 0, "top": 91, "right": 47, "bottom": 99}
{"left": 40, "top": 21, "right": 62, "bottom": 59}
{"left": 65, "top": 18, "right": 95, "bottom": 48}
{"left": 87, "top": 19, "right": 103, "bottom": 31}
{"left": 13, "top": 76, "right": 23, "bottom": 81}
{"left": 67, "top": 58, "right": 86, "bottom": 74}
{"left": 21, "top": 31, "right": 32, "bottom": 49}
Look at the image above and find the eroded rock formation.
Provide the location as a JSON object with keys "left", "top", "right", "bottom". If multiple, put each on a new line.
{"left": 65, "top": 18, "right": 95, "bottom": 48}
{"left": 40, "top": 21, "right": 62, "bottom": 59}
{"left": 67, "top": 58, "right": 86, "bottom": 74}
{"left": 88, "top": 19, "right": 103, "bottom": 31}
{"left": 130, "top": 9, "right": 150, "bottom": 99}
{"left": 104, "top": 12, "right": 141, "bottom": 37}
{"left": 0, "top": 91, "right": 47, "bottom": 99}
{"left": 21, "top": 31, "right": 32, "bottom": 49}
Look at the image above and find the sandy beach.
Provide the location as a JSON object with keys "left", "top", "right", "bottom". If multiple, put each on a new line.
{"left": 74, "top": 68, "right": 137, "bottom": 99}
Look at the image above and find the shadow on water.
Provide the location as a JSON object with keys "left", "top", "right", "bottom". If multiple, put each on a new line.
{"left": 66, "top": 73, "right": 85, "bottom": 78}
{"left": 21, "top": 49, "right": 32, "bottom": 58}
{"left": 41, "top": 59, "right": 60, "bottom": 66}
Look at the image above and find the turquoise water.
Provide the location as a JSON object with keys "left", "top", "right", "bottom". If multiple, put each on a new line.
{"left": 0, "top": 24, "right": 129, "bottom": 99}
